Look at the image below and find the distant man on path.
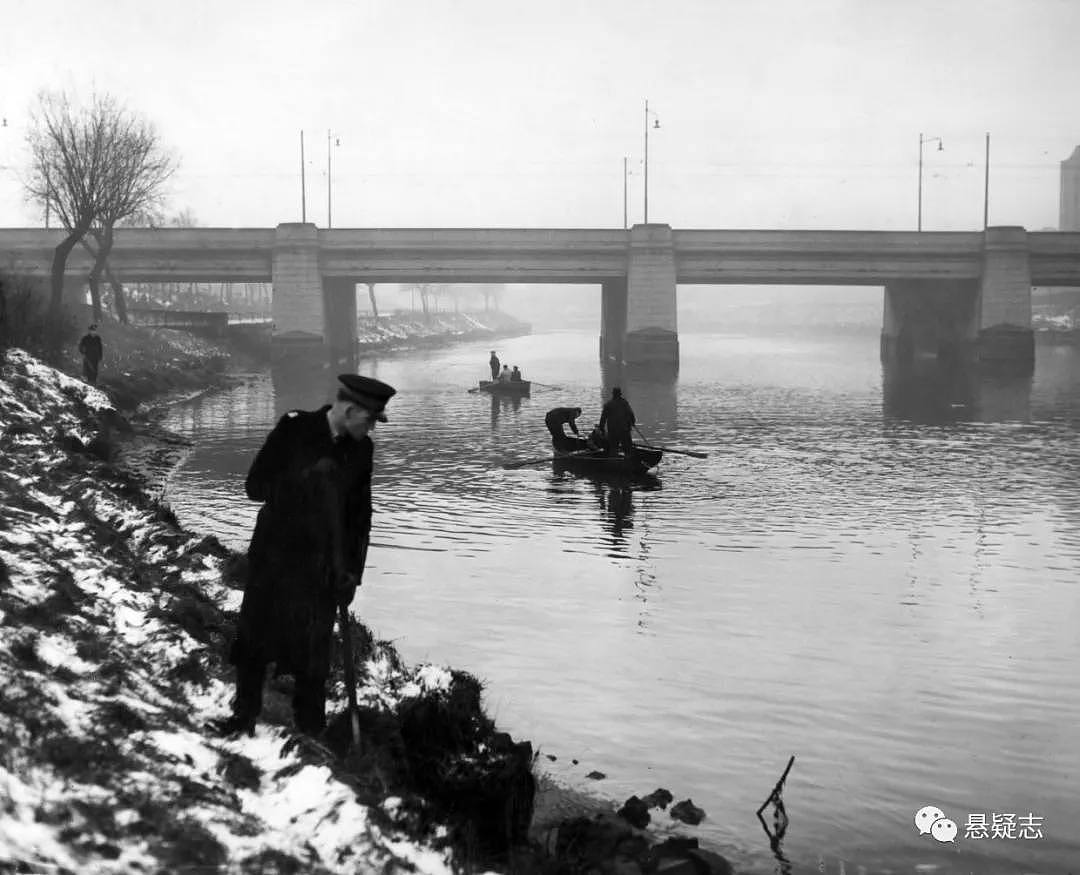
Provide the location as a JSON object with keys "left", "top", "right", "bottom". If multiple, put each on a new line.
{"left": 78, "top": 324, "right": 103, "bottom": 386}
{"left": 545, "top": 406, "right": 583, "bottom": 452}
{"left": 489, "top": 350, "right": 501, "bottom": 380}
{"left": 599, "top": 387, "right": 636, "bottom": 457}
{"left": 215, "top": 373, "right": 396, "bottom": 737}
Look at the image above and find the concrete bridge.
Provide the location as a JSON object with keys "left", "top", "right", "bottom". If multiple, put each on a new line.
{"left": 3, "top": 223, "right": 1080, "bottom": 371}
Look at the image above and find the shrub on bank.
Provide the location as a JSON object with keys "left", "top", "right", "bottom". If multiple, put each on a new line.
{"left": 0, "top": 270, "right": 81, "bottom": 362}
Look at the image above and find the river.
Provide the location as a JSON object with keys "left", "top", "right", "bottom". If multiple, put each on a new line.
{"left": 161, "top": 325, "right": 1080, "bottom": 875}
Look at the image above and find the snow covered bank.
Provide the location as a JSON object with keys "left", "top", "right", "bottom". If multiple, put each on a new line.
{"left": 0, "top": 348, "right": 517, "bottom": 873}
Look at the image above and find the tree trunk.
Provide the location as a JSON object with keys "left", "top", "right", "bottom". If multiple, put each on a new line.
{"left": 103, "top": 264, "right": 128, "bottom": 324}
{"left": 85, "top": 227, "right": 117, "bottom": 324}
{"left": 47, "top": 229, "right": 86, "bottom": 322}
{"left": 367, "top": 283, "right": 379, "bottom": 319}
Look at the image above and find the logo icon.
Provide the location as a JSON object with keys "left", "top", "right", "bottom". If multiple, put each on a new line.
{"left": 915, "top": 805, "right": 958, "bottom": 843}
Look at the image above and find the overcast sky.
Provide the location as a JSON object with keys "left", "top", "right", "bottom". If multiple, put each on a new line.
{"left": 1, "top": 0, "right": 1078, "bottom": 232}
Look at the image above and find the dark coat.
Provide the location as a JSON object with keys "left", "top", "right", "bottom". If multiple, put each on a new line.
{"left": 545, "top": 407, "right": 581, "bottom": 435}
{"left": 230, "top": 406, "right": 373, "bottom": 680}
{"left": 78, "top": 333, "right": 103, "bottom": 363}
{"left": 599, "top": 396, "right": 635, "bottom": 436}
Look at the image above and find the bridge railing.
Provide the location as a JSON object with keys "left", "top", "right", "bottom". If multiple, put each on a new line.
{"left": 127, "top": 308, "right": 229, "bottom": 337}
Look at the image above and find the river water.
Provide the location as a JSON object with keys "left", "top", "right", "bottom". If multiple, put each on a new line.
{"left": 161, "top": 325, "right": 1080, "bottom": 875}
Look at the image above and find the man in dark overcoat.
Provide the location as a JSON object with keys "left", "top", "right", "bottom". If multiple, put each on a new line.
{"left": 489, "top": 350, "right": 500, "bottom": 380}
{"left": 78, "top": 324, "right": 103, "bottom": 385}
{"left": 598, "top": 387, "right": 636, "bottom": 457}
{"left": 216, "top": 374, "right": 396, "bottom": 736}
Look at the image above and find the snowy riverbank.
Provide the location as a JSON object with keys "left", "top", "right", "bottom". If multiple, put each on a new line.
{"left": 0, "top": 346, "right": 734, "bottom": 874}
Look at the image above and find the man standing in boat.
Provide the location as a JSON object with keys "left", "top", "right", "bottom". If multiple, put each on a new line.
{"left": 545, "top": 406, "right": 583, "bottom": 452}
{"left": 599, "top": 387, "right": 635, "bottom": 458}
{"left": 489, "top": 350, "right": 500, "bottom": 381}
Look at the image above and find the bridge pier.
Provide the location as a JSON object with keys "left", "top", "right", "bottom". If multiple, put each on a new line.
{"left": 323, "top": 277, "right": 358, "bottom": 360}
{"left": 880, "top": 226, "right": 1034, "bottom": 372}
{"left": 880, "top": 279, "right": 978, "bottom": 365}
{"left": 271, "top": 223, "right": 324, "bottom": 356}
{"left": 599, "top": 279, "right": 627, "bottom": 362}
{"left": 624, "top": 224, "right": 679, "bottom": 371}
{"left": 975, "top": 226, "right": 1034, "bottom": 371}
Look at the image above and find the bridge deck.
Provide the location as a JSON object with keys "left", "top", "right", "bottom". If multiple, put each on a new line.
{"left": 1, "top": 227, "right": 1078, "bottom": 286}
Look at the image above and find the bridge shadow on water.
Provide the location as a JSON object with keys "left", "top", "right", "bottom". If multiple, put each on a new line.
{"left": 881, "top": 357, "right": 1033, "bottom": 425}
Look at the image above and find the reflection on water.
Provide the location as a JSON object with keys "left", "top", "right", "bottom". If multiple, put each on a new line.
{"left": 882, "top": 358, "right": 1034, "bottom": 424}
{"left": 162, "top": 331, "right": 1080, "bottom": 875}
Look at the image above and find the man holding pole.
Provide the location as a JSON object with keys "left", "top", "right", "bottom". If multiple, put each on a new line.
{"left": 215, "top": 374, "right": 396, "bottom": 737}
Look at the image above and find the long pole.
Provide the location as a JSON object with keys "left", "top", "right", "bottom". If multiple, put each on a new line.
{"left": 327, "top": 129, "right": 332, "bottom": 229}
{"left": 300, "top": 130, "right": 307, "bottom": 223}
{"left": 623, "top": 156, "right": 628, "bottom": 229}
{"left": 644, "top": 99, "right": 650, "bottom": 224}
{"left": 983, "top": 132, "right": 990, "bottom": 230}
{"left": 917, "top": 132, "right": 924, "bottom": 232}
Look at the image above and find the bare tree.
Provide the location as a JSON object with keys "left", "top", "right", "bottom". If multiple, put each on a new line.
{"left": 25, "top": 91, "right": 175, "bottom": 332}
{"left": 83, "top": 112, "right": 175, "bottom": 322}
{"left": 366, "top": 283, "right": 379, "bottom": 319}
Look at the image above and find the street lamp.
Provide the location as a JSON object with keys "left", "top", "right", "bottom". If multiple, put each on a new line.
{"left": 643, "top": 99, "right": 660, "bottom": 223}
{"left": 917, "top": 132, "right": 944, "bottom": 231}
{"left": 327, "top": 130, "right": 340, "bottom": 228}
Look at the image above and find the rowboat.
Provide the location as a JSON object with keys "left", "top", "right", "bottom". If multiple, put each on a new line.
{"left": 552, "top": 439, "right": 663, "bottom": 480}
{"left": 476, "top": 379, "right": 531, "bottom": 396}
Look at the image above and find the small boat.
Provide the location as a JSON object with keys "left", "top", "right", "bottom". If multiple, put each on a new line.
{"left": 551, "top": 438, "right": 662, "bottom": 479}
{"left": 476, "top": 379, "right": 531, "bottom": 396}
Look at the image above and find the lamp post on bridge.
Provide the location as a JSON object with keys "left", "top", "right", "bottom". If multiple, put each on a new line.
{"left": 917, "top": 132, "right": 944, "bottom": 231}
{"left": 643, "top": 99, "right": 660, "bottom": 223}
{"left": 327, "top": 130, "right": 341, "bottom": 228}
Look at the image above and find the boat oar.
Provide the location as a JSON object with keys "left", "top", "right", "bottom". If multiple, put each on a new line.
{"left": 503, "top": 449, "right": 595, "bottom": 469}
{"left": 633, "top": 425, "right": 709, "bottom": 459}
{"left": 528, "top": 381, "right": 563, "bottom": 390}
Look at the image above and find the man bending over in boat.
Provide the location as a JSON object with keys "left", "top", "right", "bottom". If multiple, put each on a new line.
{"left": 545, "top": 406, "right": 583, "bottom": 452}
{"left": 498, "top": 365, "right": 513, "bottom": 383}
{"left": 510, "top": 365, "right": 523, "bottom": 382}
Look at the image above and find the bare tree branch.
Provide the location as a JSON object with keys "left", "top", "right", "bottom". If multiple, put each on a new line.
{"left": 23, "top": 90, "right": 176, "bottom": 334}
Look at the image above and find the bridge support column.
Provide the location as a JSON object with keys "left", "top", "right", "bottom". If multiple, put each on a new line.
{"left": 976, "top": 226, "right": 1033, "bottom": 371}
{"left": 599, "top": 279, "right": 627, "bottom": 362}
{"left": 880, "top": 279, "right": 978, "bottom": 366}
{"left": 624, "top": 224, "right": 678, "bottom": 371}
{"left": 271, "top": 223, "right": 323, "bottom": 355}
{"left": 323, "top": 277, "right": 357, "bottom": 362}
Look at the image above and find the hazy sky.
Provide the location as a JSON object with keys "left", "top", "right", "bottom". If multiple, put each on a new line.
{"left": 1, "top": 0, "right": 1078, "bottom": 232}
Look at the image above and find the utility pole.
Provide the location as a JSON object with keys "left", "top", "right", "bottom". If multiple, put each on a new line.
{"left": 623, "top": 156, "right": 628, "bottom": 229}
{"left": 300, "top": 130, "right": 307, "bottom": 223}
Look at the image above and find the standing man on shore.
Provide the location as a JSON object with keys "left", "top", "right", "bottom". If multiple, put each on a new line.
{"left": 78, "top": 324, "right": 103, "bottom": 386}
{"left": 215, "top": 373, "right": 396, "bottom": 737}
